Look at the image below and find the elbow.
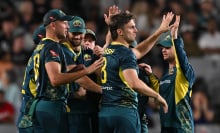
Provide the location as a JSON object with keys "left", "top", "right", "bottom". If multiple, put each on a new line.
{"left": 50, "top": 78, "right": 60, "bottom": 87}
{"left": 128, "top": 81, "right": 139, "bottom": 91}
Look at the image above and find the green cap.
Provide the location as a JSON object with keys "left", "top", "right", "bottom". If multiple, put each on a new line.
{"left": 33, "top": 24, "right": 46, "bottom": 44}
{"left": 43, "top": 9, "right": 74, "bottom": 26}
{"left": 85, "top": 29, "right": 96, "bottom": 41}
{"left": 157, "top": 35, "right": 172, "bottom": 48}
{"left": 68, "top": 16, "right": 86, "bottom": 33}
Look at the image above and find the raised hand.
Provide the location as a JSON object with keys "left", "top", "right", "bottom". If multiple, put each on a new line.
{"left": 158, "top": 12, "right": 174, "bottom": 33}
{"left": 171, "top": 15, "right": 180, "bottom": 39}
{"left": 104, "top": 5, "right": 121, "bottom": 25}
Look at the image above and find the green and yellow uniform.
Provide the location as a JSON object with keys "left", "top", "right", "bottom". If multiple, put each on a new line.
{"left": 33, "top": 38, "right": 68, "bottom": 133}
{"left": 63, "top": 42, "right": 100, "bottom": 133}
{"left": 149, "top": 37, "right": 195, "bottom": 133}
{"left": 99, "top": 42, "right": 140, "bottom": 133}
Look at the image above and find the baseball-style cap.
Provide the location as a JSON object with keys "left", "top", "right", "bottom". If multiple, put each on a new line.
{"left": 85, "top": 29, "right": 96, "bottom": 41}
{"left": 68, "top": 16, "right": 86, "bottom": 33}
{"left": 157, "top": 35, "right": 172, "bottom": 48}
{"left": 43, "top": 9, "right": 74, "bottom": 26}
{"left": 33, "top": 24, "right": 46, "bottom": 44}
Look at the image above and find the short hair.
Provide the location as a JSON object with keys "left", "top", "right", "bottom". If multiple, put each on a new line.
{"left": 109, "top": 12, "right": 135, "bottom": 40}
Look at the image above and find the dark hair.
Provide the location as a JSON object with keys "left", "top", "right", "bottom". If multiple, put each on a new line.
{"left": 109, "top": 12, "right": 135, "bottom": 40}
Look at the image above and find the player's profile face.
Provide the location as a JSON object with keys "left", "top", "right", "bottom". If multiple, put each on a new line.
{"left": 54, "top": 21, "right": 69, "bottom": 40}
{"left": 122, "top": 19, "right": 137, "bottom": 43}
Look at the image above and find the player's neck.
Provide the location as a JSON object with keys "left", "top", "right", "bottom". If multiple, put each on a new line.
{"left": 114, "top": 38, "right": 129, "bottom": 47}
{"left": 168, "top": 60, "right": 176, "bottom": 68}
{"left": 46, "top": 32, "right": 59, "bottom": 43}
{"left": 73, "top": 45, "right": 81, "bottom": 52}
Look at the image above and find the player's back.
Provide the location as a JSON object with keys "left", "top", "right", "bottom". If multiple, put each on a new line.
{"left": 101, "top": 43, "right": 138, "bottom": 109}
{"left": 22, "top": 43, "right": 46, "bottom": 98}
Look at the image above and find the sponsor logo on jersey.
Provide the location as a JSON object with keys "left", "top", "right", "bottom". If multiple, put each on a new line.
{"left": 104, "top": 48, "right": 115, "bottom": 55}
{"left": 102, "top": 86, "right": 113, "bottom": 90}
{"left": 50, "top": 50, "right": 59, "bottom": 57}
{"left": 160, "top": 80, "right": 171, "bottom": 85}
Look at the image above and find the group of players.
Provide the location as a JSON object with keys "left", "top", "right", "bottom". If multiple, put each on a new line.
{"left": 16, "top": 5, "right": 195, "bottom": 133}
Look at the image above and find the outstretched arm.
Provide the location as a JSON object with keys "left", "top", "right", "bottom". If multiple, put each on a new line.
{"left": 172, "top": 16, "right": 195, "bottom": 87}
{"left": 103, "top": 5, "right": 121, "bottom": 49}
{"left": 123, "top": 69, "right": 168, "bottom": 113}
{"left": 171, "top": 15, "right": 180, "bottom": 39}
{"left": 132, "top": 12, "right": 174, "bottom": 59}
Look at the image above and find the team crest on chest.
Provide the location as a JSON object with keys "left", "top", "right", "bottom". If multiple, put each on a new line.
{"left": 84, "top": 54, "right": 92, "bottom": 61}
{"left": 168, "top": 68, "right": 174, "bottom": 75}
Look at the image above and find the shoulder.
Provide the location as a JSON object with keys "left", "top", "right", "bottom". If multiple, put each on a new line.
{"left": 113, "top": 45, "right": 133, "bottom": 55}
{"left": 40, "top": 39, "right": 59, "bottom": 49}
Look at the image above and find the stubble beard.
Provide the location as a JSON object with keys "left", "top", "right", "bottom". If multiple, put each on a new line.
{"left": 70, "top": 39, "right": 82, "bottom": 47}
{"left": 56, "top": 31, "right": 66, "bottom": 41}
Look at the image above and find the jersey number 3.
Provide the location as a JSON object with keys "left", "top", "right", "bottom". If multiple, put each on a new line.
{"left": 101, "top": 57, "right": 107, "bottom": 84}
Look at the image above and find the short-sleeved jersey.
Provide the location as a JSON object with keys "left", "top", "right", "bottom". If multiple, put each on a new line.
{"left": 61, "top": 42, "right": 78, "bottom": 66}
{"left": 61, "top": 42, "right": 78, "bottom": 94}
{"left": 22, "top": 44, "right": 45, "bottom": 98}
{"left": 35, "top": 38, "right": 68, "bottom": 101}
{"left": 82, "top": 49, "right": 101, "bottom": 112}
{"left": 101, "top": 42, "right": 138, "bottom": 109}
{"left": 66, "top": 47, "right": 100, "bottom": 113}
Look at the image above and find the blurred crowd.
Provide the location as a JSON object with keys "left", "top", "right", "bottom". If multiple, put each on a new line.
{"left": 0, "top": 0, "right": 220, "bottom": 130}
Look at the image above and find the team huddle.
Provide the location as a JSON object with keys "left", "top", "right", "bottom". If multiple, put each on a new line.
{"left": 17, "top": 5, "right": 195, "bottom": 133}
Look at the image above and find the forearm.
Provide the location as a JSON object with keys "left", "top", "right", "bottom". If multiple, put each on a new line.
{"left": 75, "top": 76, "right": 102, "bottom": 93}
{"left": 103, "top": 29, "right": 111, "bottom": 49}
{"left": 50, "top": 69, "right": 88, "bottom": 86}
{"left": 134, "top": 29, "right": 162, "bottom": 59}
{"left": 174, "top": 37, "right": 195, "bottom": 86}
{"left": 133, "top": 79, "right": 159, "bottom": 99}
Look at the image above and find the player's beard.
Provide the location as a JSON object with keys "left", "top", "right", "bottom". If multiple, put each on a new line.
{"left": 56, "top": 31, "right": 66, "bottom": 41}
{"left": 69, "top": 39, "right": 82, "bottom": 47}
{"left": 124, "top": 34, "right": 135, "bottom": 44}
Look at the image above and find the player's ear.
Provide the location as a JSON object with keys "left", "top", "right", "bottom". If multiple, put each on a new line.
{"left": 117, "top": 29, "right": 123, "bottom": 36}
{"left": 50, "top": 21, "right": 56, "bottom": 29}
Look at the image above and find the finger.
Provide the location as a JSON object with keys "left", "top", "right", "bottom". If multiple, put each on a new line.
{"left": 118, "top": 9, "right": 121, "bottom": 13}
{"left": 169, "top": 24, "right": 175, "bottom": 30}
{"left": 104, "top": 14, "right": 107, "bottom": 19}
{"left": 113, "top": 6, "right": 119, "bottom": 14}
{"left": 163, "top": 103, "right": 168, "bottom": 113}
{"left": 125, "top": 10, "right": 130, "bottom": 13}
{"left": 138, "top": 63, "right": 146, "bottom": 68}
{"left": 144, "top": 65, "right": 150, "bottom": 69}
{"left": 96, "top": 57, "right": 104, "bottom": 63}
